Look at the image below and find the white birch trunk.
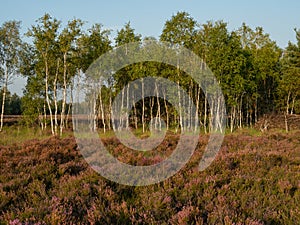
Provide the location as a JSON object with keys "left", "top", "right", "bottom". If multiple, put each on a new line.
{"left": 53, "top": 59, "right": 59, "bottom": 135}
{"left": 60, "top": 53, "right": 67, "bottom": 136}
{"left": 163, "top": 89, "right": 169, "bottom": 131}
{"left": 195, "top": 85, "right": 201, "bottom": 133}
{"left": 204, "top": 94, "right": 207, "bottom": 134}
{"left": 126, "top": 83, "right": 130, "bottom": 130}
{"left": 155, "top": 81, "right": 161, "bottom": 131}
{"left": 99, "top": 86, "right": 106, "bottom": 133}
{"left": 142, "top": 78, "right": 145, "bottom": 133}
{"left": 45, "top": 59, "right": 54, "bottom": 135}
{"left": 0, "top": 67, "right": 8, "bottom": 132}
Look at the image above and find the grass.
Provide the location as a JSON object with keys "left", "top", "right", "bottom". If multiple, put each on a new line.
{"left": 0, "top": 125, "right": 264, "bottom": 146}
{"left": 1, "top": 123, "right": 290, "bottom": 148}
{"left": 0, "top": 126, "right": 46, "bottom": 145}
{"left": 227, "top": 127, "right": 263, "bottom": 136}
{"left": 0, "top": 125, "right": 73, "bottom": 146}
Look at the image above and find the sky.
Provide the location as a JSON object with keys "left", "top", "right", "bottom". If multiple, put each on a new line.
{"left": 1, "top": 0, "right": 300, "bottom": 95}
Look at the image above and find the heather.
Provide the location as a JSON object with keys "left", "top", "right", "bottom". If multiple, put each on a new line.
{"left": 0, "top": 129, "right": 299, "bottom": 224}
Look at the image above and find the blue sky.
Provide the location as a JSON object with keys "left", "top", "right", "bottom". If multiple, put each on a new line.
{"left": 1, "top": 0, "right": 300, "bottom": 95}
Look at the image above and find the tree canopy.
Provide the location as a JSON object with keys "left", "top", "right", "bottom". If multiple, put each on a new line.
{"left": 0, "top": 12, "right": 299, "bottom": 134}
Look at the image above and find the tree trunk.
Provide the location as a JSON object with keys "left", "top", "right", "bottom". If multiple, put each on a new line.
{"left": 53, "top": 59, "right": 60, "bottom": 135}
{"left": 65, "top": 79, "right": 74, "bottom": 129}
{"left": 239, "top": 96, "right": 243, "bottom": 129}
{"left": 230, "top": 105, "right": 236, "bottom": 133}
{"left": 126, "top": 83, "right": 130, "bottom": 130}
{"left": 142, "top": 78, "right": 145, "bottom": 133}
{"left": 187, "top": 80, "right": 193, "bottom": 131}
{"left": 155, "top": 81, "right": 161, "bottom": 131}
{"left": 215, "top": 95, "right": 222, "bottom": 133}
{"left": 150, "top": 96, "right": 154, "bottom": 131}
{"left": 0, "top": 68, "right": 8, "bottom": 132}
{"left": 133, "top": 98, "right": 138, "bottom": 130}
{"left": 66, "top": 103, "right": 72, "bottom": 129}
{"left": 254, "top": 97, "right": 258, "bottom": 124}
{"left": 60, "top": 53, "right": 67, "bottom": 136}
{"left": 284, "top": 91, "right": 291, "bottom": 133}
{"left": 92, "top": 90, "right": 98, "bottom": 132}
{"left": 177, "top": 80, "right": 183, "bottom": 132}
{"left": 120, "top": 87, "right": 125, "bottom": 131}
{"left": 99, "top": 86, "right": 106, "bottom": 133}
{"left": 291, "top": 97, "right": 295, "bottom": 115}
{"left": 43, "top": 100, "right": 47, "bottom": 130}
{"left": 53, "top": 84, "right": 58, "bottom": 135}
{"left": 45, "top": 60, "right": 54, "bottom": 136}
{"left": 204, "top": 93, "right": 207, "bottom": 134}
{"left": 163, "top": 89, "right": 169, "bottom": 131}
{"left": 286, "top": 91, "right": 291, "bottom": 115}
{"left": 131, "top": 88, "right": 138, "bottom": 130}
{"left": 209, "top": 98, "right": 215, "bottom": 133}
{"left": 246, "top": 100, "right": 249, "bottom": 127}
{"left": 285, "top": 113, "right": 289, "bottom": 133}
{"left": 176, "top": 60, "right": 183, "bottom": 133}
{"left": 108, "top": 87, "right": 112, "bottom": 130}
{"left": 111, "top": 89, "right": 116, "bottom": 131}
{"left": 194, "top": 85, "right": 201, "bottom": 133}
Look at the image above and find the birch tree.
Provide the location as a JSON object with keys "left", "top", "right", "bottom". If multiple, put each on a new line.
{"left": 0, "top": 21, "right": 22, "bottom": 132}
{"left": 278, "top": 29, "right": 300, "bottom": 131}
{"left": 115, "top": 22, "right": 141, "bottom": 131}
{"left": 58, "top": 19, "right": 83, "bottom": 136}
{"left": 160, "top": 12, "right": 197, "bottom": 132}
{"left": 27, "top": 14, "right": 61, "bottom": 135}
{"left": 77, "top": 23, "right": 112, "bottom": 132}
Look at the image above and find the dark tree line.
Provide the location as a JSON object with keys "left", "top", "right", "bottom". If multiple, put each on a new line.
{"left": 1, "top": 12, "right": 300, "bottom": 134}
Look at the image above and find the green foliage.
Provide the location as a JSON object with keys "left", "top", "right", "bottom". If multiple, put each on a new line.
{"left": 0, "top": 91, "right": 21, "bottom": 115}
{"left": 160, "top": 11, "right": 197, "bottom": 49}
{"left": 115, "top": 22, "right": 141, "bottom": 46}
{"left": 0, "top": 20, "right": 22, "bottom": 131}
{"left": 278, "top": 29, "right": 300, "bottom": 114}
{"left": 1, "top": 12, "right": 299, "bottom": 133}
{"left": 77, "top": 23, "right": 112, "bottom": 73}
{"left": 0, "top": 20, "right": 22, "bottom": 76}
